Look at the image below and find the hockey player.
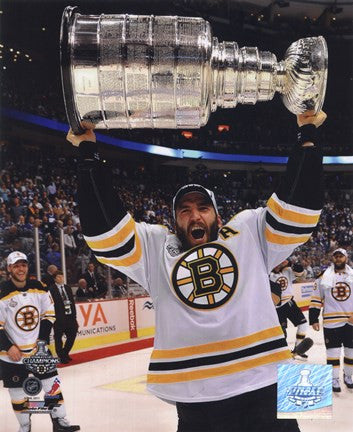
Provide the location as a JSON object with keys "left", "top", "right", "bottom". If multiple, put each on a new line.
{"left": 0, "top": 251, "right": 80, "bottom": 432}
{"left": 67, "top": 110, "right": 326, "bottom": 432}
{"left": 309, "top": 248, "right": 353, "bottom": 392}
{"left": 270, "top": 260, "right": 309, "bottom": 359}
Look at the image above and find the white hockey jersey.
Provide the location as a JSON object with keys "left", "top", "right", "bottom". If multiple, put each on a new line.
{"left": 84, "top": 192, "right": 320, "bottom": 403}
{"left": 310, "top": 264, "right": 353, "bottom": 329}
{"left": 0, "top": 280, "right": 55, "bottom": 364}
{"left": 270, "top": 267, "right": 295, "bottom": 307}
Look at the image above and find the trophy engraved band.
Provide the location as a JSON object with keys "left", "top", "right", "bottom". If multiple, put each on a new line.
{"left": 60, "top": 6, "right": 328, "bottom": 134}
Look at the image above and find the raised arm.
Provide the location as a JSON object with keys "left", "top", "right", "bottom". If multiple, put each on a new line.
{"left": 67, "top": 126, "right": 164, "bottom": 290}
{"left": 230, "top": 111, "right": 327, "bottom": 272}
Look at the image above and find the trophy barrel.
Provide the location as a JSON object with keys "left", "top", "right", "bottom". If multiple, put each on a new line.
{"left": 60, "top": 7, "right": 214, "bottom": 131}
{"left": 60, "top": 6, "right": 84, "bottom": 134}
{"left": 60, "top": 7, "right": 328, "bottom": 132}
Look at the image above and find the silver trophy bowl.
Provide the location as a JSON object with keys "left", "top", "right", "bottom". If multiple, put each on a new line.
{"left": 60, "top": 7, "right": 327, "bottom": 133}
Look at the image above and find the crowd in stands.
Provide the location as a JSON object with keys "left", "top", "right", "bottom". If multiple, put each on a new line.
{"left": 1, "top": 138, "right": 352, "bottom": 296}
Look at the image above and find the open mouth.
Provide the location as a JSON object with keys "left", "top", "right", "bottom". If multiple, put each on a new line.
{"left": 190, "top": 227, "right": 206, "bottom": 239}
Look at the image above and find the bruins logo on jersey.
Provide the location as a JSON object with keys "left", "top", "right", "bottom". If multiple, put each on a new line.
{"left": 331, "top": 282, "right": 351, "bottom": 302}
{"left": 276, "top": 276, "right": 288, "bottom": 291}
{"left": 171, "top": 243, "right": 238, "bottom": 310}
{"left": 15, "top": 306, "right": 39, "bottom": 331}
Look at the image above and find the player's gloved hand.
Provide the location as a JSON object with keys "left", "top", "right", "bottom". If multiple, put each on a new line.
{"left": 7, "top": 344, "right": 22, "bottom": 362}
{"left": 66, "top": 122, "right": 96, "bottom": 147}
{"left": 312, "top": 323, "right": 320, "bottom": 331}
{"left": 297, "top": 110, "right": 327, "bottom": 128}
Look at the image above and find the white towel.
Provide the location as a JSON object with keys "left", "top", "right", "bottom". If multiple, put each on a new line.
{"left": 321, "top": 264, "right": 353, "bottom": 288}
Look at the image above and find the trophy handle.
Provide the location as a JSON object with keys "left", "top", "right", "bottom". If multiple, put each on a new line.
{"left": 60, "top": 6, "right": 85, "bottom": 135}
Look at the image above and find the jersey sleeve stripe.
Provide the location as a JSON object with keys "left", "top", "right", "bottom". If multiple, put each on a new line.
{"left": 95, "top": 229, "right": 142, "bottom": 267}
{"left": 265, "top": 227, "right": 311, "bottom": 245}
{"left": 267, "top": 194, "right": 321, "bottom": 225}
{"left": 89, "top": 235, "right": 135, "bottom": 258}
{"left": 309, "top": 299, "right": 323, "bottom": 307}
{"left": 87, "top": 230, "right": 135, "bottom": 253}
{"left": 85, "top": 215, "right": 134, "bottom": 251}
{"left": 41, "top": 311, "right": 55, "bottom": 317}
{"left": 266, "top": 212, "right": 314, "bottom": 234}
{"left": 267, "top": 208, "right": 318, "bottom": 229}
{"left": 18, "top": 342, "right": 36, "bottom": 349}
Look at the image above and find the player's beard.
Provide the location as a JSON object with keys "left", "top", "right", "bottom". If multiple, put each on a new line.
{"left": 11, "top": 272, "right": 28, "bottom": 285}
{"left": 334, "top": 262, "right": 346, "bottom": 271}
{"left": 176, "top": 219, "right": 219, "bottom": 251}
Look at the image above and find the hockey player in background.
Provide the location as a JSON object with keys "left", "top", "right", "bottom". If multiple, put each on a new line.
{"left": 0, "top": 251, "right": 80, "bottom": 432}
{"left": 67, "top": 110, "right": 326, "bottom": 432}
{"left": 270, "top": 260, "right": 309, "bottom": 359}
{"left": 309, "top": 248, "right": 353, "bottom": 392}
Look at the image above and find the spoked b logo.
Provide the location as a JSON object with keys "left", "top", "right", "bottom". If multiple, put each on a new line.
{"left": 172, "top": 243, "right": 238, "bottom": 310}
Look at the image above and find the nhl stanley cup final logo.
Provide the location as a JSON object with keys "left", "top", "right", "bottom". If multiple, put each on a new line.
{"left": 60, "top": 7, "right": 328, "bottom": 134}
{"left": 286, "top": 369, "right": 322, "bottom": 409}
{"left": 277, "top": 364, "right": 332, "bottom": 419}
{"left": 23, "top": 340, "right": 59, "bottom": 375}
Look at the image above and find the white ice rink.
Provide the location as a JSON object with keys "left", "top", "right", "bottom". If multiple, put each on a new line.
{"left": 1, "top": 320, "right": 352, "bottom": 432}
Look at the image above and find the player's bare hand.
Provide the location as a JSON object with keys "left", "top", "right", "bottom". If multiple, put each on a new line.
{"left": 348, "top": 315, "right": 353, "bottom": 324}
{"left": 297, "top": 110, "right": 327, "bottom": 128}
{"left": 8, "top": 345, "right": 22, "bottom": 362}
{"left": 66, "top": 122, "right": 96, "bottom": 147}
{"left": 312, "top": 323, "right": 320, "bottom": 331}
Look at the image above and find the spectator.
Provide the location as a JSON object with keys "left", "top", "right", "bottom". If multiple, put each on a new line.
{"left": 64, "top": 226, "right": 77, "bottom": 256}
{"left": 112, "top": 277, "right": 128, "bottom": 298}
{"left": 9, "top": 196, "right": 25, "bottom": 223}
{"left": 42, "top": 264, "right": 58, "bottom": 287}
{"left": 73, "top": 223, "right": 85, "bottom": 251}
{"left": 302, "top": 258, "right": 314, "bottom": 279}
{"left": 82, "top": 262, "right": 106, "bottom": 298}
{"left": 50, "top": 270, "right": 78, "bottom": 364}
{"left": 46, "top": 243, "right": 61, "bottom": 269}
{"left": 75, "top": 278, "right": 94, "bottom": 301}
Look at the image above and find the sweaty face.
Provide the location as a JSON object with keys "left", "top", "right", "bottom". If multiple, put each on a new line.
{"left": 8, "top": 261, "right": 28, "bottom": 284}
{"left": 333, "top": 253, "right": 347, "bottom": 270}
{"left": 175, "top": 192, "right": 221, "bottom": 250}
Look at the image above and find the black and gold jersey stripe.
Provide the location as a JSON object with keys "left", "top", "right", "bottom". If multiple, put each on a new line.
{"left": 149, "top": 338, "right": 287, "bottom": 371}
{"left": 84, "top": 214, "right": 142, "bottom": 268}
{"left": 147, "top": 326, "right": 290, "bottom": 384}
{"left": 310, "top": 296, "right": 323, "bottom": 308}
{"left": 265, "top": 193, "right": 321, "bottom": 246}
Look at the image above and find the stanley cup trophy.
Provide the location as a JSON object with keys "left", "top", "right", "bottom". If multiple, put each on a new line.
{"left": 60, "top": 6, "right": 328, "bottom": 134}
